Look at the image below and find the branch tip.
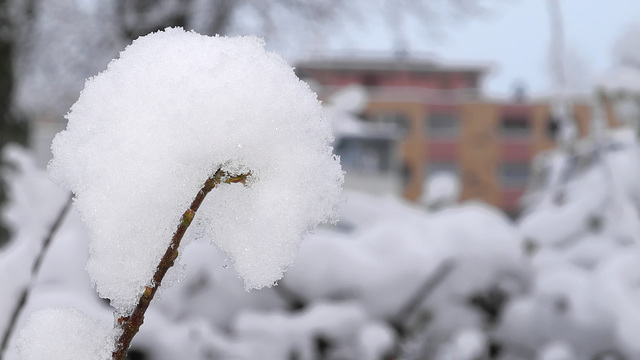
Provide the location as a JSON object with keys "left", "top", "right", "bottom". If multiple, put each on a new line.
{"left": 111, "top": 168, "right": 251, "bottom": 360}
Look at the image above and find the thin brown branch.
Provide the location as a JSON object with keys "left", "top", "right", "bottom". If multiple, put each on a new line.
{"left": 0, "top": 193, "right": 74, "bottom": 359}
{"left": 111, "top": 168, "right": 250, "bottom": 360}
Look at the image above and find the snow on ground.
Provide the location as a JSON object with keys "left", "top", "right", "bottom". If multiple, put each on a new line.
{"left": 17, "top": 308, "right": 112, "bottom": 360}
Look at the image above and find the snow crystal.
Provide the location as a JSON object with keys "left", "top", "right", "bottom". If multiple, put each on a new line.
{"left": 48, "top": 27, "right": 343, "bottom": 312}
{"left": 17, "top": 308, "right": 113, "bottom": 360}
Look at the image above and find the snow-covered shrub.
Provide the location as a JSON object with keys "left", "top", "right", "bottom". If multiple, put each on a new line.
{"left": 502, "top": 104, "right": 640, "bottom": 359}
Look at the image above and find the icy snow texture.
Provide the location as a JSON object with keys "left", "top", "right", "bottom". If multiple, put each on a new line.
{"left": 48, "top": 27, "right": 343, "bottom": 312}
{"left": 17, "top": 308, "right": 113, "bottom": 360}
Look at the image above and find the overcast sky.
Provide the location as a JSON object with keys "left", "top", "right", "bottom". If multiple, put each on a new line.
{"left": 294, "top": 0, "right": 640, "bottom": 99}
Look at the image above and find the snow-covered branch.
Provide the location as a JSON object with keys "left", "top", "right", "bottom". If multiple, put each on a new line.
{"left": 112, "top": 169, "right": 249, "bottom": 359}
{"left": 18, "top": 27, "right": 343, "bottom": 359}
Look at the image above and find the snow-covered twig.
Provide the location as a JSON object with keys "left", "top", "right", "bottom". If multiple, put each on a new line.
{"left": 112, "top": 169, "right": 250, "bottom": 360}
{"left": 0, "top": 193, "right": 73, "bottom": 359}
{"left": 394, "top": 259, "right": 455, "bottom": 333}
{"left": 17, "top": 28, "right": 343, "bottom": 360}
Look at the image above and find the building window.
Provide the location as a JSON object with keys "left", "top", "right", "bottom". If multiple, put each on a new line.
{"left": 426, "top": 112, "right": 459, "bottom": 137}
{"left": 501, "top": 116, "right": 530, "bottom": 137}
{"left": 464, "top": 72, "right": 478, "bottom": 89}
{"left": 439, "top": 73, "right": 452, "bottom": 89}
{"left": 416, "top": 71, "right": 431, "bottom": 80}
{"left": 362, "top": 73, "right": 380, "bottom": 87}
{"left": 500, "top": 162, "right": 530, "bottom": 186}
{"left": 367, "top": 112, "right": 410, "bottom": 133}
{"left": 335, "top": 137, "right": 394, "bottom": 173}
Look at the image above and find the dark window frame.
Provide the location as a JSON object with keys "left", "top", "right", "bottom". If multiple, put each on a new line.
{"left": 499, "top": 162, "right": 530, "bottom": 186}
{"left": 501, "top": 115, "right": 531, "bottom": 137}
{"left": 425, "top": 111, "right": 460, "bottom": 137}
{"left": 335, "top": 137, "right": 395, "bottom": 173}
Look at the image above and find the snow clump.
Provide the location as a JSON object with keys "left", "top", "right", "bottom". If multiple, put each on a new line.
{"left": 17, "top": 308, "right": 113, "bottom": 360}
{"left": 47, "top": 27, "right": 343, "bottom": 313}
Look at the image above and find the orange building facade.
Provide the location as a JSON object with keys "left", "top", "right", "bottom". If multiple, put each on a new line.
{"left": 296, "top": 57, "right": 593, "bottom": 214}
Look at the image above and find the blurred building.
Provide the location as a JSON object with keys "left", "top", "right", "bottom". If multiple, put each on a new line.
{"left": 296, "top": 56, "right": 600, "bottom": 215}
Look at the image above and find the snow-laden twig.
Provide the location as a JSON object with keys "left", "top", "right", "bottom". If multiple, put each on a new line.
{"left": 112, "top": 169, "right": 249, "bottom": 360}
{"left": 18, "top": 28, "right": 343, "bottom": 360}
{"left": 0, "top": 193, "right": 73, "bottom": 359}
{"left": 390, "top": 259, "right": 457, "bottom": 359}
{"left": 393, "top": 259, "right": 456, "bottom": 333}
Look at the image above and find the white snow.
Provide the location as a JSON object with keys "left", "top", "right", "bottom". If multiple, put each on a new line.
{"left": 538, "top": 342, "right": 576, "bottom": 360}
{"left": 499, "top": 121, "right": 640, "bottom": 359}
{"left": 233, "top": 301, "right": 392, "bottom": 360}
{"left": 326, "top": 85, "right": 369, "bottom": 115}
{"left": 48, "top": 27, "right": 343, "bottom": 312}
{"left": 435, "top": 328, "right": 486, "bottom": 360}
{"left": 16, "top": 308, "right": 113, "bottom": 360}
{"left": 520, "top": 128, "right": 640, "bottom": 247}
{"left": 420, "top": 172, "right": 461, "bottom": 210}
{"left": 357, "top": 322, "right": 395, "bottom": 360}
{"left": 0, "top": 146, "right": 69, "bottom": 336}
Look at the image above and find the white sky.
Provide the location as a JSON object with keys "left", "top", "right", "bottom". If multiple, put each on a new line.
{"left": 293, "top": 0, "right": 640, "bottom": 99}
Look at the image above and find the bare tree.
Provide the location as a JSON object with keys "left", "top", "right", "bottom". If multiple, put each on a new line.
{"left": 113, "top": 0, "right": 498, "bottom": 48}
{"left": 115, "top": 0, "right": 353, "bottom": 41}
{"left": 10, "top": 0, "right": 499, "bottom": 122}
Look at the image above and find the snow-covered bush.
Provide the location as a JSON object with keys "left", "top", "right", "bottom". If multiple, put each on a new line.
{"left": 2, "top": 144, "right": 528, "bottom": 360}
{"left": 5, "top": 120, "right": 640, "bottom": 360}
{"left": 504, "top": 97, "right": 640, "bottom": 359}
